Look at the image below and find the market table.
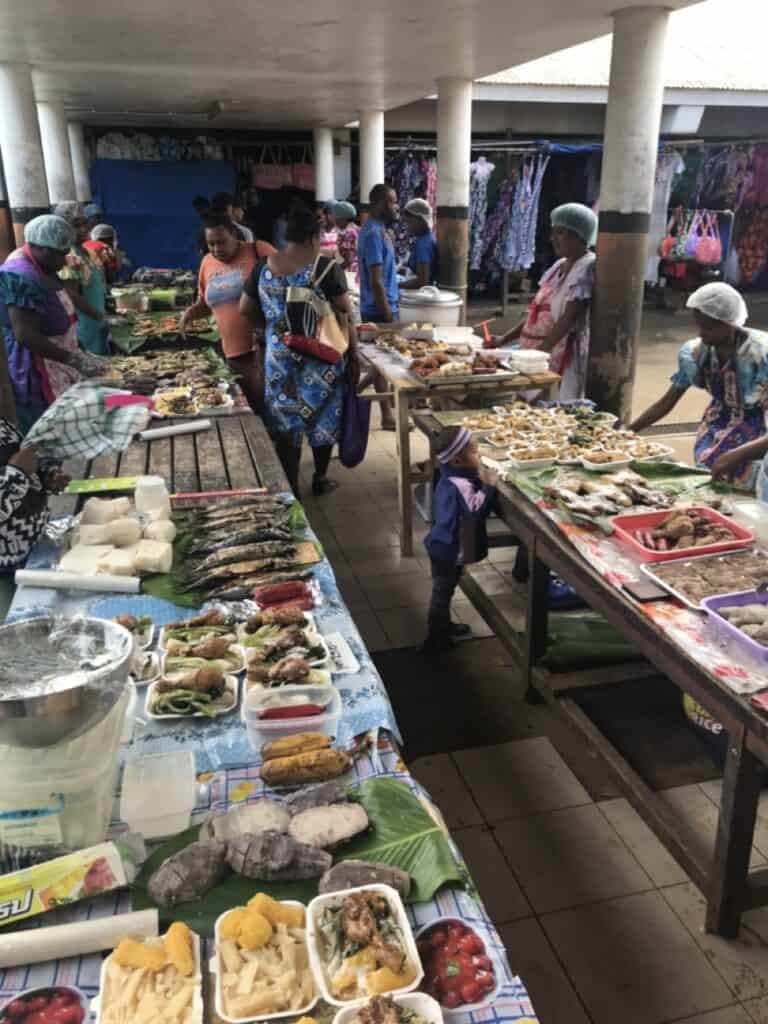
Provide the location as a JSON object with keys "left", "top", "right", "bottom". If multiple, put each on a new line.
{"left": 357, "top": 340, "right": 560, "bottom": 556}
{"left": 1, "top": 414, "right": 540, "bottom": 1023}
{"left": 413, "top": 407, "right": 768, "bottom": 938}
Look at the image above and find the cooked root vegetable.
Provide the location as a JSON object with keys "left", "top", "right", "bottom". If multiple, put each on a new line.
{"left": 288, "top": 803, "right": 369, "bottom": 848}
{"left": 262, "top": 731, "right": 331, "bottom": 762}
{"left": 147, "top": 839, "right": 228, "bottom": 906}
{"left": 260, "top": 747, "right": 352, "bottom": 786}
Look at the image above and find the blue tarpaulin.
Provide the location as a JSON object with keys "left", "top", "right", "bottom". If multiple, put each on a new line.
{"left": 90, "top": 158, "right": 236, "bottom": 270}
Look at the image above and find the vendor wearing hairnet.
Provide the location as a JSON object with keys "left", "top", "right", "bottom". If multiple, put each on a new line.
{"left": 402, "top": 198, "right": 436, "bottom": 289}
{"left": 629, "top": 282, "right": 768, "bottom": 488}
{"left": 493, "top": 202, "right": 597, "bottom": 400}
{"left": 83, "top": 224, "right": 121, "bottom": 283}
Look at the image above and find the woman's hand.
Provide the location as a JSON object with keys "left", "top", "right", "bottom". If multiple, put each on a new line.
{"left": 43, "top": 466, "right": 71, "bottom": 493}
{"left": 69, "top": 350, "right": 110, "bottom": 377}
{"left": 710, "top": 449, "right": 744, "bottom": 481}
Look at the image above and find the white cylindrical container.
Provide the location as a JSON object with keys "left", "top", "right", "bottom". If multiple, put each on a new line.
{"left": 399, "top": 286, "right": 462, "bottom": 327}
{"left": 134, "top": 475, "right": 171, "bottom": 518}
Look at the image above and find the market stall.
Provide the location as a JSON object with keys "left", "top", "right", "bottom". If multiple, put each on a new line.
{"left": 357, "top": 331, "right": 559, "bottom": 556}
{"left": 0, "top": 413, "right": 539, "bottom": 1023}
{"left": 413, "top": 401, "right": 768, "bottom": 938}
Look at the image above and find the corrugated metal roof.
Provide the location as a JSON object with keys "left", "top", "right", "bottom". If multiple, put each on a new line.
{"left": 480, "top": 0, "right": 768, "bottom": 92}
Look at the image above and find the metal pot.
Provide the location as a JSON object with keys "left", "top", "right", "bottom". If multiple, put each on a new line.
{"left": 399, "top": 286, "right": 462, "bottom": 327}
{"left": 0, "top": 617, "right": 133, "bottom": 748}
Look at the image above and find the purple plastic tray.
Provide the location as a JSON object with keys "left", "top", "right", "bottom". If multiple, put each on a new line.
{"left": 701, "top": 590, "right": 768, "bottom": 664}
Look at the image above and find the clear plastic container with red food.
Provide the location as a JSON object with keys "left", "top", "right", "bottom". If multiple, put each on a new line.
{"left": 0, "top": 986, "right": 88, "bottom": 1024}
{"left": 415, "top": 918, "right": 500, "bottom": 1014}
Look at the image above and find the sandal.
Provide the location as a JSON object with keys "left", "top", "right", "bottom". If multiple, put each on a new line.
{"left": 312, "top": 475, "right": 339, "bottom": 496}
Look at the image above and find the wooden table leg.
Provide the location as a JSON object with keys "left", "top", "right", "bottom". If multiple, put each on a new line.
{"left": 396, "top": 389, "right": 414, "bottom": 556}
{"left": 524, "top": 541, "right": 549, "bottom": 701}
{"left": 706, "top": 723, "right": 763, "bottom": 936}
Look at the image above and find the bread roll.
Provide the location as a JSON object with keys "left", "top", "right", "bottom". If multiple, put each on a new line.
{"left": 133, "top": 539, "right": 173, "bottom": 574}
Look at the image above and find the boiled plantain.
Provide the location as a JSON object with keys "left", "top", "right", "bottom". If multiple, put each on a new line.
{"left": 260, "top": 747, "right": 352, "bottom": 786}
{"left": 262, "top": 731, "right": 331, "bottom": 762}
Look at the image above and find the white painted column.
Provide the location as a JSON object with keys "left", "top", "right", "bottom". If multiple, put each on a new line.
{"left": 37, "top": 100, "right": 77, "bottom": 205}
{"left": 358, "top": 110, "right": 384, "bottom": 206}
{"left": 436, "top": 77, "right": 473, "bottom": 317}
{"left": 0, "top": 63, "right": 49, "bottom": 243}
{"left": 333, "top": 129, "right": 352, "bottom": 202}
{"left": 313, "top": 125, "right": 335, "bottom": 203}
{"left": 587, "top": 6, "right": 670, "bottom": 418}
{"left": 68, "top": 121, "right": 91, "bottom": 202}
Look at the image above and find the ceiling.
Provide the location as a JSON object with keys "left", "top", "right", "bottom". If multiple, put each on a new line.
{"left": 0, "top": 0, "right": 700, "bottom": 128}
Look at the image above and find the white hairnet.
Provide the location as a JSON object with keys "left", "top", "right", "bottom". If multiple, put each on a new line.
{"left": 686, "top": 283, "right": 748, "bottom": 328}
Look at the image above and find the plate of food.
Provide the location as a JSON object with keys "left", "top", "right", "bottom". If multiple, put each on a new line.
{"left": 212, "top": 897, "right": 316, "bottom": 1024}
{"left": 152, "top": 387, "right": 199, "bottom": 418}
{"left": 580, "top": 450, "right": 633, "bottom": 472}
{"left": 506, "top": 444, "right": 558, "bottom": 470}
{"left": 307, "top": 884, "right": 422, "bottom": 1007}
{"left": 113, "top": 613, "right": 154, "bottom": 649}
{"left": 245, "top": 654, "right": 332, "bottom": 692}
{"left": 159, "top": 610, "right": 237, "bottom": 650}
{"left": 333, "top": 993, "right": 444, "bottom": 1024}
{"left": 239, "top": 620, "right": 329, "bottom": 669}
{"left": 415, "top": 918, "right": 500, "bottom": 1014}
{"left": 162, "top": 636, "right": 247, "bottom": 675}
{"left": 611, "top": 507, "right": 753, "bottom": 562}
{"left": 641, "top": 549, "right": 768, "bottom": 609}
{"left": 145, "top": 669, "right": 239, "bottom": 718}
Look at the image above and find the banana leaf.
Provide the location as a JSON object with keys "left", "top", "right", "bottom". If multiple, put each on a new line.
{"left": 131, "top": 777, "right": 464, "bottom": 935}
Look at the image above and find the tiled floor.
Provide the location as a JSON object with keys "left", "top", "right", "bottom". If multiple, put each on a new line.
{"left": 295, "top": 314, "right": 768, "bottom": 1023}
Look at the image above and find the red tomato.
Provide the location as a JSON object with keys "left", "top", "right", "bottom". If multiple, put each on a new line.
{"left": 442, "top": 991, "right": 462, "bottom": 1009}
{"left": 460, "top": 981, "right": 483, "bottom": 1004}
{"left": 1, "top": 1001, "right": 28, "bottom": 1020}
{"left": 429, "top": 929, "right": 446, "bottom": 949}
{"left": 23, "top": 1012, "right": 52, "bottom": 1024}
{"left": 22, "top": 999, "right": 49, "bottom": 1014}
{"left": 447, "top": 925, "right": 465, "bottom": 943}
{"left": 458, "top": 932, "right": 484, "bottom": 956}
{"left": 48, "top": 1003, "right": 84, "bottom": 1024}
{"left": 476, "top": 970, "right": 496, "bottom": 990}
{"left": 473, "top": 954, "right": 493, "bottom": 972}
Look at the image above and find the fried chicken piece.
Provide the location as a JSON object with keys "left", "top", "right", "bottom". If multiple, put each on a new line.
{"left": 263, "top": 626, "right": 306, "bottom": 659}
{"left": 371, "top": 934, "right": 407, "bottom": 973}
{"left": 268, "top": 656, "right": 310, "bottom": 682}
{"left": 188, "top": 636, "right": 231, "bottom": 659}
{"left": 342, "top": 892, "right": 376, "bottom": 944}
{"left": 360, "top": 996, "right": 400, "bottom": 1024}
{"left": 155, "top": 666, "right": 224, "bottom": 694}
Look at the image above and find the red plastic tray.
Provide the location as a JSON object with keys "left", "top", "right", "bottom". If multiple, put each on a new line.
{"left": 610, "top": 506, "right": 754, "bottom": 562}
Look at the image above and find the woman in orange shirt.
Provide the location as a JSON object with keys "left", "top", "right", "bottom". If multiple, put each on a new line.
{"left": 180, "top": 213, "right": 274, "bottom": 413}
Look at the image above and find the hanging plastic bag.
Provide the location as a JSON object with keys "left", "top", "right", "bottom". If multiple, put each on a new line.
{"left": 251, "top": 145, "right": 293, "bottom": 190}
{"left": 670, "top": 211, "right": 692, "bottom": 260}
{"left": 683, "top": 210, "right": 701, "bottom": 259}
{"left": 292, "top": 146, "right": 315, "bottom": 191}
{"left": 695, "top": 212, "right": 722, "bottom": 266}
{"left": 339, "top": 388, "right": 371, "bottom": 468}
{"left": 658, "top": 214, "right": 677, "bottom": 258}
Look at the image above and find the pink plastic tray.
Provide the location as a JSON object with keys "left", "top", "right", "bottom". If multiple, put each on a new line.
{"left": 610, "top": 506, "right": 754, "bottom": 562}
{"left": 702, "top": 590, "right": 768, "bottom": 666}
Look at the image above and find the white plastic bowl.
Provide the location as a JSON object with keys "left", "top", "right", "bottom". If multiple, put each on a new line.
{"left": 2, "top": 987, "right": 90, "bottom": 1023}
{"left": 333, "top": 993, "right": 444, "bottom": 1024}
{"left": 414, "top": 917, "right": 502, "bottom": 1015}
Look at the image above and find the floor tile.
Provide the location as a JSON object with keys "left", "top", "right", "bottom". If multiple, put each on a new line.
{"left": 495, "top": 803, "right": 653, "bottom": 913}
{"left": 662, "top": 786, "right": 766, "bottom": 869}
{"left": 410, "top": 753, "right": 485, "bottom": 829}
{"left": 674, "top": 1009, "right": 752, "bottom": 1024}
{"left": 597, "top": 797, "right": 688, "bottom": 887}
{"left": 699, "top": 781, "right": 768, "bottom": 862}
{"left": 360, "top": 573, "right": 434, "bottom": 612}
{"left": 352, "top": 553, "right": 428, "bottom": 578}
{"left": 453, "top": 736, "right": 591, "bottom": 822}
{"left": 451, "top": 598, "right": 495, "bottom": 639}
{"left": 498, "top": 918, "right": 591, "bottom": 1024}
{"left": 453, "top": 826, "right": 532, "bottom": 923}
{"left": 662, "top": 882, "right": 768, "bottom": 1001}
{"left": 333, "top": 573, "right": 372, "bottom": 614}
{"left": 336, "top": 528, "right": 404, "bottom": 552}
{"left": 541, "top": 890, "right": 733, "bottom": 1024}
{"left": 350, "top": 609, "right": 390, "bottom": 652}
{"left": 376, "top": 606, "right": 426, "bottom": 648}
{"left": 744, "top": 994, "right": 768, "bottom": 1022}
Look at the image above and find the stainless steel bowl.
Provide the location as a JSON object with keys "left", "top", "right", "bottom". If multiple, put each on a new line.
{"left": 0, "top": 616, "right": 133, "bottom": 748}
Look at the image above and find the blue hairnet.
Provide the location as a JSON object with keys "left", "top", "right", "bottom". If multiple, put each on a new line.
{"left": 551, "top": 203, "right": 598, "bottom": 246}
{"left": 24, "top": 215, "right": 75, "bottom": 251}
{"left": 331, "top": 201, "right": 357, "bottom": 222}
{"left": 52, "top": 202, "right": 84, "bottom": 224}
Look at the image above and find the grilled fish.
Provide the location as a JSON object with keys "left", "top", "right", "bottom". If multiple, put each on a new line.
{"left": 200, "top": 526, "right": 293, "bottom": 553}
{"left": 183, "top": 556, "right": 301, "bottom": 592}
{"left": 192, "top": 541, "right": 296, "bottom": 573}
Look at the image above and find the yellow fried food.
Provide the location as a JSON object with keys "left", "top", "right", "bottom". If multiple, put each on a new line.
{"left": 248, "top": 892, "right": 304, "bottom": 928}
{"left": 164, "top": 921, "right": 194, "bottom": 977}
{"left": 261, "top": 731, "right": 331, "bottom": 762}
{"left": 260, "top": 747, "right": 352, "bottom": 786}
{"left": 296, "top": 1018, "right": 316, "bottom": 1024}
{"left": 112, "top": 936, "right": 167, "bottom": 972}
{"left": 365, "top": 963, "right": 419, "bottom": 995}
{"left": 238, "top": 909, "right": 273, "bottom": 950}
{"left": 220, "top": 907, "right": 248, "bottom": 940}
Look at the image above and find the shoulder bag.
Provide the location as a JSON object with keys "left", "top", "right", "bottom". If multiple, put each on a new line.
{"left": 284, "top": 255, "right": 349, "bottom": 364}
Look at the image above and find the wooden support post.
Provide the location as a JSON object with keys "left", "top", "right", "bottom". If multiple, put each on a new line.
{"left": 706, "top": 724, "right": 764, "bottom": 936}
{"left": 524, "top": 543, "right": 549, "bottom": 701}
{"left": 395, "top": 387, "right": 413, "bottom": 556}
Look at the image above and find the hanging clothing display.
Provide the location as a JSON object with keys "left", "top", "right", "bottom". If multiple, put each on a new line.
{"left": 479, "top": 174, "right": 517, "bottom": 270}
{"left": 384, "top": 151, "right": 437, "bottom": 266}
{"left": 498, "top": 154, "right": 550, "bottom": 272}
{"left": 645, "top": 150, "right": 685, "bottom": 284}
{"left": 468, "top": 157, "right": 495, "bottom": 270}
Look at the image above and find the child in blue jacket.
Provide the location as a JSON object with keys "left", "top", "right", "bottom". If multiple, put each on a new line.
{"left": 423, "top": 426, "right": 498, "bottom": 652}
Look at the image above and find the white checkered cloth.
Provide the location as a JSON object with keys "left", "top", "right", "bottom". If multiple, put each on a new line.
{"left": 23, "top": 384, "right": 149, "bottom": 460}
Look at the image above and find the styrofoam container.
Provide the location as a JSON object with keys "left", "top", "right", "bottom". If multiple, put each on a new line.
{"left": 158, "top": 622, "right": 238, "bottom": 651}
{"left": 211, "top": 903, "right": 317, "bottom": 1024}
{"left": 2, "top": 986, "right": 89, "bottom": 1022}
{"left": 580, "top": 454, "right": 632, "bottom": 472}
{"left": 506, "top": 452, "right": 556, "bottom": 471}
{"left": 120, "top": 750, "right": 196, "bottom": 838}
{"left": 414, "top": 918, "right": 502, "bottom": 1015}
{"left": 145, "top": 674, "right": 239, "bottom": 719}
{"left": 702, "top": 590, "right": 768, "bottom": 665}
{"left": 243, "top": 684, "right": 342, "bottom": 750}
{"left": 94, "top": 929, "right": 203, "bottom": 1024}
{"left": 333, "top": 993, "right": 444, "bottom": 1024}
{"left": 307, "top": 884, "right": 423, "bottom": 1008}
{"left": 129, "top": 650, "right": 160, "bottom": 686}
{"left": 162, "top": 643, "right": 247, "bottom": 677}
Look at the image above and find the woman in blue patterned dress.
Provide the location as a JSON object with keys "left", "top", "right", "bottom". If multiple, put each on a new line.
{"left": 240, "top": 204, "right": 359, "bottom": 497}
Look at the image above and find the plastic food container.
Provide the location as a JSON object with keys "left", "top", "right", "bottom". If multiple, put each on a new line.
{"left": 611, "top": 507, "right": 754, "bottom": 562}
{"left": 702, "top": 591, "right": 768, "bottom": 665}
{"left": 730, "top": 500, "right": 768, "bottom": 548}
{"left": 333, "top": 993, "right": 444, "bottom": 1024}
{"left": 580, "top": 454, "right": 632, "bottom": 472}
{"left": 211, "top": 903, "right": 317, "bottom": 1024}
{"left": 120, "top": 751, "right": 196, "bottom": 839}
{"left": 94, "top": 929, "right": 203, "bottom": 1024}
{"left": 414, "top": 917, "right": 502, "bottom": 1016}
{"left": 307, "top": 884, "right": 423, "bottom": 1008}
{"left": 243, "top": 685, "right": 342, "bottom": 751}
{"left": 2, "top": 986, "right": 90, "bottom": 1024}
{"left": 134, "top": 475, "right": 171, "bottom": 518}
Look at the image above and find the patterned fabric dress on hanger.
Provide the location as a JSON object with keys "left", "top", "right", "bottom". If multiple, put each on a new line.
{"left": 468, "top": 157, "right": 495, "bottom": 270}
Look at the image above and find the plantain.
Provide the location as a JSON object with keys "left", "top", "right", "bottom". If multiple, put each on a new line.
{"left": 262, "top": 731, "right": 331, "bottom": 762}
{"left": 260, "top": 747, "right": 351, "bottom": 786}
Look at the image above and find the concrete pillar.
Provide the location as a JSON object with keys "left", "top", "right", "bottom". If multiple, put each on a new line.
{"left": 358, "top": 110, "right": 385, "bottom": 207}
{"left": 436, "top": 77, "right": 473, "bottom": 318}
{"left": 333, "top": 130, "right": 352, "bottom": 203}
{"left": 68, "top": 122, "right": 91, "bottom": 202}
{"left": 586, "top": 6, "right": 671, "bottom": 419}
{"left": 313, "top": 125, "right": 335, "bottom": 204}
{"left": 0, "top": 156, "right": 14, "bottom": 262}
{"left": 0, "top": 64, "right": 49, "bottom": 244}
{"left": 37, "top": 100, "right": 76, "bottom": 206}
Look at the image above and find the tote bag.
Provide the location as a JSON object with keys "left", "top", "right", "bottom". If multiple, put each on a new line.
{"left": 695, "top": 212, "right": 722, "bottom": 266}
{"left": 284, "top": 256, "right": 349, "bottom": 364}
{"left": 339, "top": 389, "right": 371, "bottom": 468}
